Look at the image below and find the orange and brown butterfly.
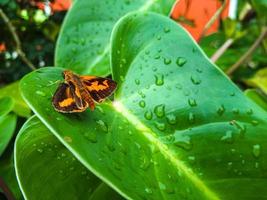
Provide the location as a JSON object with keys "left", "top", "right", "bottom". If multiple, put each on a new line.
{"left": 52, "top": 70, "right": 117, "bottom": 113}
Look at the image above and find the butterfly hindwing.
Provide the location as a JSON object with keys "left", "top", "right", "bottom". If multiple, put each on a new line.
{"left": 81, "top": 76, "right": 117, "bottom": 103}
{"left": 52, "top": 83, "right": 87, "bottom": 113}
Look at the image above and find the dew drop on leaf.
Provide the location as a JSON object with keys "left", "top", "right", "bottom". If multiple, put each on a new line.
{"left": 35, "top": 90, "right": 46, "bottom": 97}
{"left": 155, "top": 122, "right": 166, "bottom": 131}
{"left": 135, "top": 79, "right": 140, "bottom": 85}
{"left": 84, "top": 132, "right": 97, "bottom": 143}
{"left": 252, "top": 144, "right": 261, "bottom": 158}
{"left": 166, "top": 114, "right": 177, "bottom": 125}
{"left": 164, "top": 57, "right": 172, "bottom": 65}
{"left": 96, "top": 120, "right": 108, "bottom": 132}
{"left": 154, "top": 104, "right": 165, "bottom": 118}
{"left": 188, "top": 98, "right": 197, "bottom": 107}
{"left": 139, "top": 100, "right": 146, "bottom": 108}
{"left": 164, "top": 27, "right": 170, "bottom": 33}
{"left": 232, "top": 108, "right": 239, "bottom": 114}
{"left": 145, "top": 188, "right": 153, "bottom": 194}
{"left": 174, "top": 133, "right": 192, "bottom": 150}
{"left": 217, "top": 105, "right": 225, "bottom": 116}
{"left": 188, "top": 112, "right": 195, "bottom": 123}
{"left": 190, "top": 75, "right": 201, "bottom": 85}
{"left": 176, "top": 57, "right": 187, "bottom": 67}
{"left": 37, "top": 148, "right": 43, "bottom": 153}
{"left": 154, "top": 74, "right": 164, "bottom": 86}
{"left": 144, "top": 110, "right": 153, "bottom": 120}
{"left": 221, "top": 130, "right": 233, "bottom": 143}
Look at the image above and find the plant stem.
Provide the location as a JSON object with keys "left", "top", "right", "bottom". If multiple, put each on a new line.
{"left": 227, "top": 26, "right": 267, "bottom": 75}
{"left": 211, "top": 38, "right": 234, "bottom": 62}
{"left": 0, "top": 177, "right": 15, "bottom": 200}
{"left": 0, "top": 8, "right": 36, "bottom": 71}
{"left": 199, "top": 0, "right": 227, "bottom": 42}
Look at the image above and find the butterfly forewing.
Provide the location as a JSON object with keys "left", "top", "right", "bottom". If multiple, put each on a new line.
{"left": 81, "top": 76, "right": 117, "bottom": 103}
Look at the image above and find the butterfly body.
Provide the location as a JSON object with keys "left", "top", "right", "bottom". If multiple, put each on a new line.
{"left": 52, "top": 70, "right": 117, "bottom": 113}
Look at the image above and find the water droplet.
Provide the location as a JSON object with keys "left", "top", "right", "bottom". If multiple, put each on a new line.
{"left": 191, "top": 75, "right": 201, "bottom": 85}
{"left": 37, "top": 148, "right": 43, "bottom": 153}
{"left": 255, "top": 162, "right": 259, "bottom": 168}
{"left": 145, "top": 188, "right": 153, "bottom": 194}
{"left": 154, "top": 54, "right": 160, "bottom": 59}
{"left": 247, "top": 108, "right": 253, "bottom": 115}
{"left": 230, "top": 92, "right": 235, "bottom": 96}
{"left": 164, "top": 58, "right": 172, "bottom": 65}
{"left": 252, "top": 144, "right": 261, "bottom": 158}
{"left": 36, "top": 90, "right": 46, "bottom": 97}
{"left": 232, "top": 108, "right": 239, "bottom": 114}
{"left": 217, "top": 105, "right": 225, "bottom": 116}
{"left": 163, "top": 25, "right": 171, "bottom": 33}
{"left": 159, "top": 182, "right": 166, "bottom": 190}
{"left": 139, "top": 100, "right": 146, "bottom": 108}
{"left": 156, "top": 35, "right": 162, "bottom": 40}
{"left": 84, "top": 132, "right": 97, "bottom": 143}
{"left": 155, "top": 74, "right": 164, "bottom": 86}
{"left": 166, "top": 114, "right": 177, "bottom": 125}
{"left": 251, "top": 120, "right": 259, "bottom": 126}
{"left": 144, "top": 110, "right": 153, "bottom": 120}
{"left": 155, "top": 122, "right": 166, "bottom": 131}
{"left": 139, "top": 154, "right": 150, "bottom": 170}
{"left": 221, "top": 130, "right": 233, "bottom": 143}
{"left": 64, "top": 136, "right": 72, "bottom": 143}
{"left": 176, "top": 57, "right": 187, "bottom": 67}
{"left": 188, "top": 156, "right": 195, "bottom": 164}
{"left": 120, "top": 76, "right": 125, "bottom": 81}
{"left": 188, "top": 98, "right": 197, "bottom": 107}
{"left": 135, "top": 79, "right": 140, "bottom": 85}
{"left": 166, "top": 135, "right": 175, "bottom": 142}
{"left": 174, "top": 133, "right": 192, "bottom": 150}
{"left": 96, "top": 120, "right": 108, "bottom": 132}
{"left": 196, "top": 68, "right": 203, "bottom": 73}
{"left": 154, "top": 104, "right": 165, "bottom": 118}
{"left": 189, "top": 112, "right": 195, "bottom": 123}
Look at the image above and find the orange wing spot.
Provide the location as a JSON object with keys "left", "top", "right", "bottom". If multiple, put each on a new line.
{"left": 80, "top": 75, "right": 97, "bottom": 81}
{"left": 59, "top": 98, "right": 75, "bottom": 107}
{"left": 89, "top": 81, "right": 109, "bottom": 91}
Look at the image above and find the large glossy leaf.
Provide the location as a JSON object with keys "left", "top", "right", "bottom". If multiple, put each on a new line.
{"left": 0, "top": 81, "right": 31, "bottom": 117}
{"left": 15, "top": 115, "right": 124, "bottom": 200}
{"left": 20, "top": 12, "right": 267, "bottom": 200}
{"left": 0, "top": 114, "right": 17, "bottom": 156}
{"left": 0, "top": 97, "right": 14, "bottom": 117}
{"left": 55, "top": 0, "right": 175, "bottom": 76}
{"left": 0, "top": 144, "right": 23, "bottom": 200}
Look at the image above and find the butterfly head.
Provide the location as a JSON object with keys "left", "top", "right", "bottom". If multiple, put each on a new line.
{"left": 62, "top": 70, "right": 75, "bottom": 82}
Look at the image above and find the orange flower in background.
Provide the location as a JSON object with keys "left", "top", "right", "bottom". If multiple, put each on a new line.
{"left": 36, "top": 0, "right": 72, "bottom": 12}
{"left": 171, "top": 0, "right": 231, "bottom": 41}
{"left": 0, "top": 43, "right": 6, "bottom": 53}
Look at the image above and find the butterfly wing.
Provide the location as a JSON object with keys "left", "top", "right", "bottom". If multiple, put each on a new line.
{"left": 81, "top": 76, "right": 117, "bottom": 103}
{"left": 52, "top": 83, "right": 88, "bottom": 113}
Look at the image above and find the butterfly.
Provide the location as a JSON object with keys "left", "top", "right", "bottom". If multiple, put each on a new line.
{"left": 52, "top": 70, "right": 117, "bottom": 113}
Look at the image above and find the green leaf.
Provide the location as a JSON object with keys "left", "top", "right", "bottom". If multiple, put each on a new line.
{"left": 55, "top": 0, "right": 176, "bottom": 76}
{"left": 251, "top": 0, "right": 267, "bottom": 25}
{"left": 244, "top": 67, "right": 267, "bottom": 95}
{"left": 0, "top": 82, "right": 31, "bottom": 118}
{"left": 0, "top": 97, "right": 14, "bottom": 117}
{"left": 245, "top": 89, "right": 267, "bottom": 111}
{"left": 0, "top": 114, "right": 17, "bottom": 156}
{"left": 15, "top": 115, "right": 124, "bottom": 200}
{"left": 21, "top": 12, "right": 267, "bottom": 200}
{"left": 0, "top": 144, "right": 23, "bottom": 200}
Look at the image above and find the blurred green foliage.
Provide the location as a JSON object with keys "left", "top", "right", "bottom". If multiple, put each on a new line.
{"left": 0, "top": 0, "right": 65, "bottom": 84}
